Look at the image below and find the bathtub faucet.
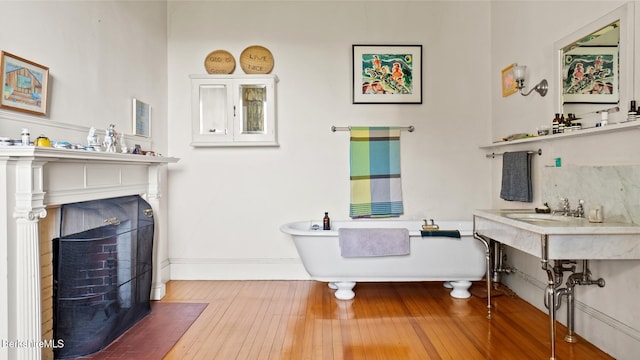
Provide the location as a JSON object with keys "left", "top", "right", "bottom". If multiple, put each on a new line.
{"left": 422, "top": 219, "right": 439, "bottom": 230}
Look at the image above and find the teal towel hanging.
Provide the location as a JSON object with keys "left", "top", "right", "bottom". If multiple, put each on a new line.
{"left": 420, "top": 230, "right": 461, "bottom": 238}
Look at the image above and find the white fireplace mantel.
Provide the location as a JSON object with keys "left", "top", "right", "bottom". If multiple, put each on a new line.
{"left": 0, "top": 146, "right": 178, "bottom": 360}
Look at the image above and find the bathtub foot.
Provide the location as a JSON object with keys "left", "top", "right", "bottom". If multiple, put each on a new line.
{"left": 330, "top": 281, "right": 356, "bottom": 300}
{"left": 448, "top": 280, "right": 472, "bottom": 299}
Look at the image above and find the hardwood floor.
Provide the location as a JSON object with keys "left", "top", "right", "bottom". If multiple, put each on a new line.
{"left": 162, "top": 281, "right": 613, "bottom": 360}
{"left": 161, "top": 280, "right": 613, "bottom": 360}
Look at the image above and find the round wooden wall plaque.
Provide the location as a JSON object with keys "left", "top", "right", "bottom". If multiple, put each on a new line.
{"left": 239, "top": 45, "right": 274, "bottom": 74}
{"left": 204, "top": 50, "right": 236, "bottom": 74}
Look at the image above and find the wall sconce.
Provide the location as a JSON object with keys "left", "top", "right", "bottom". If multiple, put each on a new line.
{"left": 513, "top": 65, "right": 548, "bottom": 97}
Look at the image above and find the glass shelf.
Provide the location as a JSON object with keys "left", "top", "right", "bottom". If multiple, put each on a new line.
{"left": 480, "top": 120, "right": 640, "bottom": 149}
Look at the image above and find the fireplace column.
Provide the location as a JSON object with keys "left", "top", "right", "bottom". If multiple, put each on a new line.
{"left": 146, "top": 164, "right": 165, "bottom": 300}
{"left": 13, "top": 159, "right": 47, "bottom": 360}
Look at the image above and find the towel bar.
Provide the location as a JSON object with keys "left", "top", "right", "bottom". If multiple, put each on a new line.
{"left": 331, "top": 125, "right": 415, "bottom": 132}
{"left": 486, "top": 148, "right": 542, "bottom": 159}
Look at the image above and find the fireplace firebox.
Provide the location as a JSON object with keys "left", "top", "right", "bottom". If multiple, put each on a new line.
{"left": 53, "top": 195, "right": 154, "bottom": 359}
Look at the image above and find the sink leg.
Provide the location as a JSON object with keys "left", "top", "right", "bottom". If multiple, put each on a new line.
{"left": 564, "top": 288, "right": 578, "bottom": 343}
{"left": 484, "top": 242, "right": 492, "bottom": 320}
{"left": 473, "top": 232, "right": 492, "bottom": 320}
{"left": 540, "top": 234, "right": 558, "bottom": 360}
{"left": 543, "top": 259, "right": 557, "bottom": 360}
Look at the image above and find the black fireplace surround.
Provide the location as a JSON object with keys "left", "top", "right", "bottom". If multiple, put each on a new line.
{"left": 53, "top": 195, "right": 154, "bottom": 359}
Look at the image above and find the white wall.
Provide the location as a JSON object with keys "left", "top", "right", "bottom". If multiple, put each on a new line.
{"left": 0, "top": 0, "right": 169, "bottom": 354}
{"left": 490, "top": 1, "right": 640, "bottom": 358}
{"left": 166, "top": 1, "right": 492, "bottom": 278}
{"left": 0, "top": 1, "right": 168, "bottom": 153}
{"left": 0, "top": 1, "right": 169, "bottom": 275}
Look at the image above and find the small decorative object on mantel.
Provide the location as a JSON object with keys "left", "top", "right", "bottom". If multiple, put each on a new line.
{"left": 204, "top": 49, "right": 236, "bottom": 74}
{"left": 35, "top": 135, "right": 51, "bottom": 147}
{"left": 239, "top": 45, "right": 274, "bottom": 74}
{"left": 103, "top": 124, "right": 118, "bottom": 152}
{"left": 87, "top": 126, "right": 100, "bottom": 150}
{"left": 120, "top": 133, "right": 128, "bottom": 153}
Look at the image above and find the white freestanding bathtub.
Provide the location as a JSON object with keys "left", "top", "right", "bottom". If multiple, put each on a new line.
{"left": 281, "top": 219, "right": 487, "bottom": 300}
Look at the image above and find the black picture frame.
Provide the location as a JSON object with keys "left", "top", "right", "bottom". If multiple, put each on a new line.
{"left": 352, "top": 45, "right": 422, "bottom": 104}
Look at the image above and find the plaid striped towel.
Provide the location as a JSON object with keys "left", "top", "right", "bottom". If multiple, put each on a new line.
{"left": 349, "top": 126, "right": 404, "bottom": 218}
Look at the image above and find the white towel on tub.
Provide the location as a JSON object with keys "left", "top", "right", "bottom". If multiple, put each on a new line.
{"left": 338, "top": 228, "right": 410, "bottom": 257}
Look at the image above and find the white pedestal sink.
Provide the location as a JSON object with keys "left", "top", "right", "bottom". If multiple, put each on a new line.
{"left": 473, "top": 209, "right": 640, "bottom": 360}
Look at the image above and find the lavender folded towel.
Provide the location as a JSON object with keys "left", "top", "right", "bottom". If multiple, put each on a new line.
{"left": 338, "top": 228, "right": 410, "bottom": 257}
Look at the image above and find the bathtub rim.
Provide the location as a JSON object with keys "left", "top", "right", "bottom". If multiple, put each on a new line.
{"left": 280, "top": 219, "right": 473, "bottom": 237}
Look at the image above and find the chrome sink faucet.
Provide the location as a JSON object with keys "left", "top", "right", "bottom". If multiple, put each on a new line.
{"left": 576, "top": 200, "right": 585, "bottom": 218}
{"left": 561, "top": 198, "right": 570, "bottom": 216}
{"left": 554, "top": 198, "right": 584, "bottom": 217}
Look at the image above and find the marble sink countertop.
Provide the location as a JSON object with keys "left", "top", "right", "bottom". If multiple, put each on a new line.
{"left": 473, "top": 209, "right": 640, "bottom": 235}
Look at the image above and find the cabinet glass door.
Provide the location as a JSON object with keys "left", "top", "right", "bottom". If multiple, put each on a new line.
{"left": 199, "top": 84, "right": 229, "bottom": 135}
{"left": 239, "top": 84, "right": 267, "bottom": 134}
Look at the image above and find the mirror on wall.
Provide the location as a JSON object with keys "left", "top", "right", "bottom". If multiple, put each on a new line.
{"left": 554, "top": 2, "right": 634, "bottom": 127}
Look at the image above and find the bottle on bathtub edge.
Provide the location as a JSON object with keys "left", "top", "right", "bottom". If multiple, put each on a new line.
{"left": 323, "top": 212, "right": 331, "bottom": 230}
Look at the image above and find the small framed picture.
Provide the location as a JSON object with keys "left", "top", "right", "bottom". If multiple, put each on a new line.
{"left": 0, "top": 51, "right": 49, "bottom": 115}
{"left": 132, "top": 98, "right": 151, "bottom": 137}
{"left": 133, "top": 144, "right": 142, "bottom": 155}
{"left": 352, "top": 44, "right": 422, "bottom": 104}
{"left": 501, "top": 63, "right": 517, "bottom": 97}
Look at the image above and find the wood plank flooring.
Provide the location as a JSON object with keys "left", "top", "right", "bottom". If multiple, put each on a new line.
{"left": 161, "top": 280, "right": 613, "bottom": 360}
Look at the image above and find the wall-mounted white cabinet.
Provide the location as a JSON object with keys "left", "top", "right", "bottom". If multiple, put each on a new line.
{"left": 190, "top": 74, "right": 278, "bottom": 147}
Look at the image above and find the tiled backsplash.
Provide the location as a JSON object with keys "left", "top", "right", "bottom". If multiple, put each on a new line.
{"left": 541, "top": 165, "right": 640, "bottom": 224}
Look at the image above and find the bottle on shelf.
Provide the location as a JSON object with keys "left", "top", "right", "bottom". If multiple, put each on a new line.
{"left": 323, "top": 212, "right": 330, "bottom": 230}
{"left": 565, "top": 113, "right": 575, "bottom": 132}
{"left": 600, "top": 110, "right": 609, "bottom": 126}
{"left": 558, "top": 114, "right": 565, "bottom": 133}
{"left": 21, "top": 128, "right": 30, "bottom": 146}
{"left": 567, "top": 113, "right": 581, "bottom": 131}
{"left": 628, "top": 100, "right": 637, "bottom": 121}
{"left": 552, "top": 113, "right": 561, "bottom": 134}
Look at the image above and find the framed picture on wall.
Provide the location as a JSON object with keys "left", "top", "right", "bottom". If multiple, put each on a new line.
{"left": 0, "top": 51, "right": 49, "bottom": 115}
{"left": 352, "top": 45, "right": 422, "bottom": 104}
{"left": 132, "top": 98, "right": 151, "bottom": 137}
{"left": 501, "top": 63, "right": 517, "bottom": 97}
{"left": 562, "top": 46, "right": 618, "bottom": 104}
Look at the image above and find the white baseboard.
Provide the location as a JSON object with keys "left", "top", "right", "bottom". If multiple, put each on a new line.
{"left": 160, "top": 258, "right": 171, "bottom": 282}
{"left": 150, "top": 259, "right": 171, "bottom": 300}
{"left": 168, "top": 257, "right": 311, "bottom": 280}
